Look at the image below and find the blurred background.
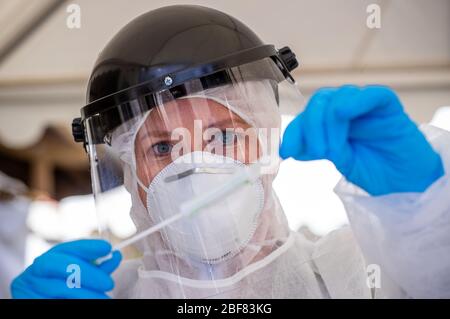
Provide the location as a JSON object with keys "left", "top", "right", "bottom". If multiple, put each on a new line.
{"left": 0, "top": 0, "right": 449, "bottom": 298}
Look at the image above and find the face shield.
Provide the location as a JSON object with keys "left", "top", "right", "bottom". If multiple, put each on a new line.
{"left": 83, "top": 57, "right": 305, "bottom": 297}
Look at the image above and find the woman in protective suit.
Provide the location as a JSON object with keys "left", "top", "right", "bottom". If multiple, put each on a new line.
{"left": 11, "top": 5, "right": 450, "bottom": 299}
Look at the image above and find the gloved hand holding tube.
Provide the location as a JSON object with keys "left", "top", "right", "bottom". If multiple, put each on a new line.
{"left": 280, "top": 85, "right": 445, "bottom": 196}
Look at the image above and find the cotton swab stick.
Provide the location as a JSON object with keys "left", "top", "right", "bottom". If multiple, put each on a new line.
{"left": 95, "top": 157, "right": 279, "bottom": 264}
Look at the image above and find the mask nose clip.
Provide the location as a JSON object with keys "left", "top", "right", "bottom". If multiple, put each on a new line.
{"left": 164, "top": 167, "right": 236, "bottom": 183}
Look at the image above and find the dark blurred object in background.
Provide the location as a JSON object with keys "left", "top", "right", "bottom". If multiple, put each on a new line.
{"left": 0, "top": 125, "right": 90, "bottom": 200}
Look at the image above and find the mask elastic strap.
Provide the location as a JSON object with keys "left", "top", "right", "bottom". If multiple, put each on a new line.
{"left": 132, "top": 168, "right": 150, "bottom": 194}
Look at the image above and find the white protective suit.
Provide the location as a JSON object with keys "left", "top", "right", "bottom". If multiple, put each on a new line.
{"left": 108, "top": 81, "right": 450, "bottom": 298}
{"left": 0, "top": 172, "right": 29, "bottom": 299}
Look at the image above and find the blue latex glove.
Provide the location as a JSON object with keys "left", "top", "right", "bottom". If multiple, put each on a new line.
{"left": 280, "top": 85, "right": 444, "bottom": 196}
{"left": 11, "top": 239, "right": 122, "bottom": 299}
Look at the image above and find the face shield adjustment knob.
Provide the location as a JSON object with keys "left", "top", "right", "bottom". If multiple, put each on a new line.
{"left": 164, "top": 76, "right": 173, "bottom": 86}
{"left": 278, "top": 46, "right": 299, "bottom": 72}
{"left": 72, "top": 117, "right": 85, "bottom": 143}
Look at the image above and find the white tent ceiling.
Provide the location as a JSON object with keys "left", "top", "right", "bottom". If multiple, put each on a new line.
{"left": 1, "top": 0, "right": 449, "bottom": 76}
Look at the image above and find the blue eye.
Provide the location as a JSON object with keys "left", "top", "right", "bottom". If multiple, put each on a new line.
{"left": 152, "top": 142, "right": 172, "bottom": 156}
{"left": 220, "top": 131, "right": 235, "bottom": 145}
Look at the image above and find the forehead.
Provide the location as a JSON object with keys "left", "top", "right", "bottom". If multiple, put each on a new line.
{"left": 137, "top": 97, "right": 248, "bottom": 135}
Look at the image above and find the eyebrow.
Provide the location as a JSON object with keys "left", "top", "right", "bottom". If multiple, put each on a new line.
{"left": 206, "top": 118, "right": 248, "bottom": 129}
{"left": 137, "top": 130, "right": 171, "bottom": 144}
{"left": 138, "top": 117, "right": 249, "bottom": 142}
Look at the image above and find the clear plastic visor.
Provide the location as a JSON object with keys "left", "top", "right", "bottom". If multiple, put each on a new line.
{"left": 84, "top": 58, "right": 305, "bottom": 297}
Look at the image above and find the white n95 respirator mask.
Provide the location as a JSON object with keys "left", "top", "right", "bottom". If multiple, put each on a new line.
{"left": 140, "top": 151, "right": 265, "bottom": 264}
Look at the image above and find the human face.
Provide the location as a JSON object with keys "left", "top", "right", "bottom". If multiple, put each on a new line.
{"left": 134, "top": 97, "right": 261, "bottom": 205}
